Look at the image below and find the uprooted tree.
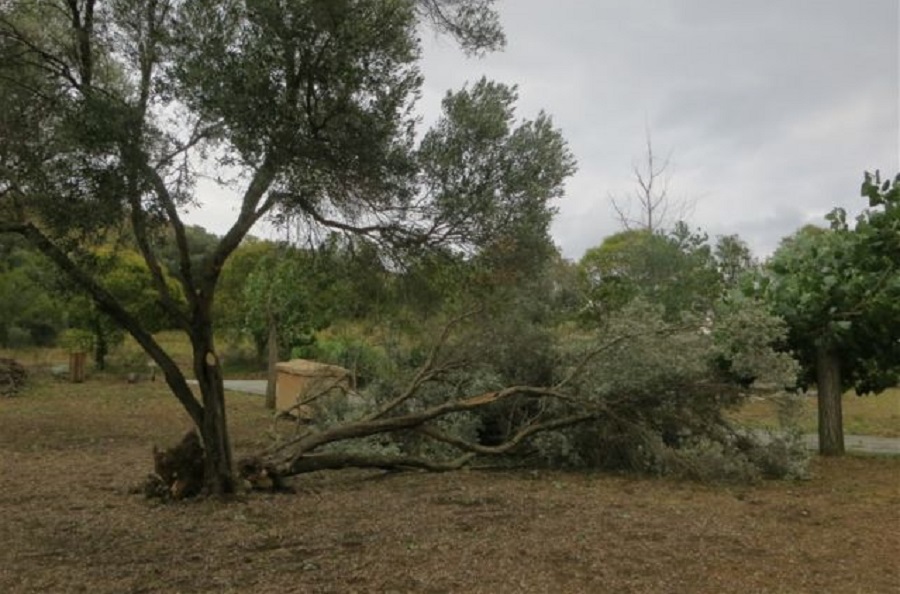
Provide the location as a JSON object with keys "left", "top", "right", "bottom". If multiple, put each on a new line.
{"left": 241, "top": 295, "right": 802, "bottom": 485}
{"left": 0, "top": 0, "right": 587, "bottom": 494}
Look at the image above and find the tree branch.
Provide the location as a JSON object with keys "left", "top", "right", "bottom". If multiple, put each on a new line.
{"left": 366, "top": 309, "right": 479, "bottom": 420}
{"left": 140, "top": 163, "right": 200, "bottom": 311}
{"left": 66, "top": 0, "right": 95, "bottom": 89}
{"left": 204, "top": 157, "right": 280, "bottom": 299}
{"left": 271, "top": 190, "right": 410, "bottom": 239}
{"left": 284, "top": 451, "right": 475, "bottom": 474}
{"left": 417, "top": 411, "right": 598, "bottom": 456}
{"left": 0, "top": 220, "right": 204, "bottom": 426}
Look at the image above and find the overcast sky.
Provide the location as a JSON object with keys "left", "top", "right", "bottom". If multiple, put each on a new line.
{"left": 189, "top": 0, "right": 899, "bottom": 261}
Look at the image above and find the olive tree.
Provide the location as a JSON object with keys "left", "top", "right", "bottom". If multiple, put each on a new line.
{"left": 0, "top": 0, "right": 509, "bottom": 494}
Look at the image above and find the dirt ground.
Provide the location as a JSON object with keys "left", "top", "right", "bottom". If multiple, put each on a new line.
{"left": 1, "top": 377, "right": 898, "bottom": 593}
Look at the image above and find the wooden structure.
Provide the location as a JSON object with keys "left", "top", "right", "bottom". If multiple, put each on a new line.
{"left": 275, "top": 359, "right": 352, "bottom": 418}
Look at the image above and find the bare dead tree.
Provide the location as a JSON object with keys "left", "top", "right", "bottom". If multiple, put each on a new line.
{"left": 609, "top": 130, "right": 693, "bottom": 233}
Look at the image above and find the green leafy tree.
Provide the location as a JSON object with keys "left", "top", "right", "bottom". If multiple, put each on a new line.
{"left": 714, "top": 234, "right": 756, "bottom": 290}
{"left": 0, "top": 0, "right": 526, "bottom": 494}
{"left": 578, "top": 224, "right": 721, "bottom": 322}
{"left": 0, "top": 239, "right": 66, "bottom": 347}
{"left": 243, "top": 244, "right": 337, "bottom": 409}
{"left": 65, "top": 248, "right": 183, "bottom": 368}
{"left": 761, "top": 171, "right": 900, "bottom": 455}
{"left": 214, "top": 238, "right": 275, "bottom": 345}
{"left": 156, "top": 225, "right": 222, "bottom": 285}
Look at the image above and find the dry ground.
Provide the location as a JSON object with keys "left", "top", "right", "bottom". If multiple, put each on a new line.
{"left": 1, "top": 375, "right": 898, "bottom": 594}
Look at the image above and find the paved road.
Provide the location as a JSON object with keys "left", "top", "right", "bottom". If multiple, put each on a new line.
{"left": 223, "top": 379, "right": 268, "bottom": 396}
{"left": 187, "top": 379, "right": 268, "bottom": 396}
{"left": 801, "top": 433, "right": 900, "bottom": 455}
{"left": 212, "top": 379, "right": 900, "bottom": 455}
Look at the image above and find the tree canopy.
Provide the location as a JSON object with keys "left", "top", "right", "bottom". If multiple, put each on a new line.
{"left": 0, "top": 0, "right": 582, "bottom": 493}
{"left": 760, "top": 171, "right": 900, "bottom": 455}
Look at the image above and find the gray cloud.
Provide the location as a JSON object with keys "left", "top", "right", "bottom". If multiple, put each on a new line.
{"left": 418, "top": 0, "right": 899, "bottom": 259}
{"left": 188, "top": 0, "right": 899, "bottom": 262}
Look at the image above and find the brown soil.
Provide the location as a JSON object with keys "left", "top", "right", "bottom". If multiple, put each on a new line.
{"left": 1, "top": 377, "right": 898, "bottom": 593}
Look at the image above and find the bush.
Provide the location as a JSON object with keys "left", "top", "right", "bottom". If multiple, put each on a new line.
{"left": 293, "top": 335, "right": 392, "bottom": 387}
{"left": 523, "top": 300, "right": 807, "bottom": 482}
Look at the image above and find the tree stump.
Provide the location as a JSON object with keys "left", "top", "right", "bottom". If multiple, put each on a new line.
{"left": 146, "top": 431, "right": 206, "bottom": 500}
{"left": 0, "top": 358, "right": 27, "bottom": 397}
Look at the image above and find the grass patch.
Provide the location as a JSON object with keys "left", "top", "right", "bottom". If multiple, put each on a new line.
{"left": 732, "top": 388, "right": 900, "bottom": 438}
{"left": 1, "top": 331, "right": 268, "bottom": 380}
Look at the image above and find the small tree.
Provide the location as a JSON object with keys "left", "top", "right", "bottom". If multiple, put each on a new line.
{"left": 609, "top": 131, "right": 691, "bottom": 233}
{"left": 761, "top": 171, "right": 900, "bottom": 455}
{"left": 64, "top": 248, "right": 182, "bottom": 369}
{"left": 577, "top": 224, "right": 721, "bottom": 322}
{"left": 243, "top": 244, "right": 335, "bottom": 409}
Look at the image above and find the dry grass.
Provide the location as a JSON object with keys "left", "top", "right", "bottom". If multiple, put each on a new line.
{"left": 733, "top": 388, "right": 900, "bottom": 438}
{"left": 0, "top": 373, "right": 898, "bottom": 593}
{"left": 0, "top": 331, "right": 266, "bottom": 381}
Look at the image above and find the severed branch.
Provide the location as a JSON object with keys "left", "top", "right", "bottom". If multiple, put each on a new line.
{"left": 263, "top": 384, "right": 591, "bottom": 477}
{"left": 416, "top": 411, "right": 598, "bottom": 456}
{"left": 365, "top": 309, "right": 478, "bottom": 421}
{"left": 253, "top": 320, "right": 680, "bottom": 479}
{"left": 285, "top": 451, "right": 476, "bottom": 474}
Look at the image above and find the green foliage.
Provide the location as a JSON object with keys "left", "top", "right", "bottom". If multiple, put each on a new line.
{"left": 761, "top": 174, "right": 900, "bottom": 395}
{"left": 241, "top": 244, "right": 334, "bottom": 358}
{"left": 64, "top": 248, "right": 184, "bottom": 368}
{"left": 172, "top": 0, "right": 421, "bottom": 197}
{"left": 215, "top": 239, "right": 277, "bottom": 342}
{"left": 58, "top": 329, "right": 96, "bottom": 354}
{"left": 535, "top": 298, "right": 799, "bottom": 478}
{"left": 578, "top": 224, "right": 721, "bottom": 322}
{"left": 419, "top": 78, "right": 576, "bottom": 262}
{"left": 292, "top": 333, "right": 393, "bottom": 387}
{"left": 714, "top": 234, "right": 756, "bottom": 289}
{"left": 660, "top": 434, "right": 808, "bottom": 484}
{"left": 0, "top": 241, "right": 66, "bottom": 347}
{"left": 416, "top": 0, "right": 505, "bottom": 55}
{"left": 156, "top": 225, "right": 222, "bottom": 284}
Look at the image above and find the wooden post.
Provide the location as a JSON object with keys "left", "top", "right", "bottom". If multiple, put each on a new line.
{"left": 70, "top": 351, "right": 87, "bottom": 383}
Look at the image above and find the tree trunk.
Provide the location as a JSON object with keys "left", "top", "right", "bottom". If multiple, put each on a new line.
{"left": 816, "top": 346, "right": 845, "bottom": 456}
{"left": 265, "top": 314, "right": 278, "bottom": 410}
{"left": 193, "top": 335, "right": 235, "bottom": 495}
{"left": 93, "top": 318, "right": 107, "bottom": 370}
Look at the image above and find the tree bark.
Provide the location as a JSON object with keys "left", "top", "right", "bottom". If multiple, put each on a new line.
{"left": 265, "top": 312, "right": 278, "bottom": 410}
{"left": 816, "top": 346, "right": 845, "bottom": 456}
{"left": 93, "top": 318, "right": 107, "bottom": 370}
{"left": 192, "top": 331, "right": 235, "bottom": 495}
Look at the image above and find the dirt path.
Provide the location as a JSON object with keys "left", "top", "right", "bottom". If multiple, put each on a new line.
{"left": 802, "top": 433, "right": 900, "bottom": 455}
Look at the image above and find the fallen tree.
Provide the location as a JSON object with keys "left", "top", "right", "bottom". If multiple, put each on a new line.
{"left": 235, "top": 300, "right": 806, "bottom": 487}
{"left": 140, "top": 300, "right": 805, "bottom": 499}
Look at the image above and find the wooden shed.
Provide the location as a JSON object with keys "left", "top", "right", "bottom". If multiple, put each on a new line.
{"left": 275, "top": 359, "right": 353, "bottom": 419}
